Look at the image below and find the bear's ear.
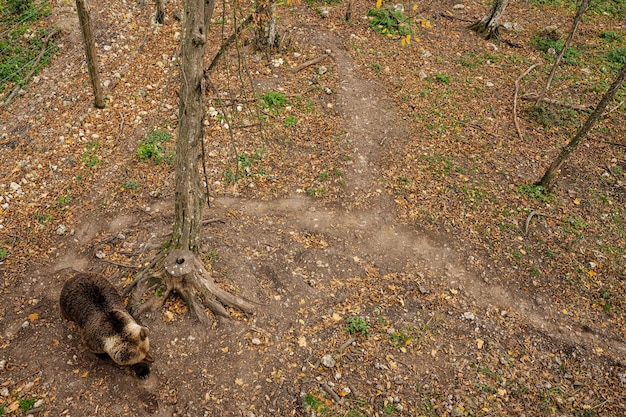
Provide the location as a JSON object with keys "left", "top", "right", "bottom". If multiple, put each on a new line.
{"left": 140, "top": 326, "right": 149, "bottom": 341}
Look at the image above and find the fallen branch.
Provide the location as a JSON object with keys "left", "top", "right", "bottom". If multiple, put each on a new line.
{"left": 521, "top": 93, "right": 593, "bottom": 111}
{"left": 321, "top": 382, "right": 344, "bottom": 405}
{"left": 604, "top": 100, "right": 624, "bottom": 117}
{"left": 291, "top": 54, "right": 331, "bottom": 73}
{"left": 513, "top": 63, "right": 541, "bottom": 141}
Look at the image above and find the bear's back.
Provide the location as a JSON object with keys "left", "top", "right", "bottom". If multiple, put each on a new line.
{"left": 60, "top": 273, "right": 124, "bottom": 327}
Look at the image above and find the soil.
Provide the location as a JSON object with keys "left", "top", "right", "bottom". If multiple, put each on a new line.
{"left": 1, "top": 0, "right": 625, "bottom": 416}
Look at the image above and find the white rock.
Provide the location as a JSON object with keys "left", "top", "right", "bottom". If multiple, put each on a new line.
{"left": 321, "top": 354, "right": 335, "bottom": 368}
{"left": 453, "top": 4, "right": 465, "bottom": 9}
{"left": 56, "top": 224, "right": 67, "bottom": 235}
{"left": 9, "top": 182, "right": 21, "bottom": 192}
{"left": 463, "top": 312, "right": 476, "bottom": 320}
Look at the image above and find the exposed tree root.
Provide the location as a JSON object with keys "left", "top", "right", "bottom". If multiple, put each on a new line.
{"left": 128, "top": 249, "right": 254, "bottom": 324}
{"left": 468, "top": 20, "right": 500, "bottom": 41}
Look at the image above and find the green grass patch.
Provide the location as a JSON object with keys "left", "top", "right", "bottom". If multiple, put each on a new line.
{"left": 531, "top": 35, "right": 581, "bottom": 66}
{"left": 0, "top": 0, "right": 56, "bottom": 95}
{"left": 517, "top": 183, "right": 553, "bottom": 203}
{"left": 137, "top": 129, "right": 173, "bottom": 163}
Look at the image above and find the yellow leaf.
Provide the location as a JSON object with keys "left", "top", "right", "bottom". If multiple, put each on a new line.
{"left": 28, "top": 313, "right": 39, "bottom": 322}
{"left": 298, "top": 336, "right": 307, "bottom": 347}
{"left": 412, "top": 4, "right": 417, "bottom": 10}
{"left": 420, "top": 18, "right": 432, "bottom": 28}
{"left": 406, "top": 34, "right": 411, "bottom": 44}
{"left": 375, "top": 0, "right": 382, "bottom": 8}
{"left": 81, "top": 371, "right": 89, "bottom": 378}
{"left": 477, "top": 339, "right": 484, "bottom": 349}
{"left": 8, "top": 401, "right": 20, "bottom": 413}
{"left": 235, "top": 378, "right": 244, "bottom": 386}
{"left": 587, "top": 269, "right": 596, "bottom": 278}
{"left": 401, "top": 37, "right": 406, "bottom": 46}
{"left": 573, "top": 198, "right": 581, "bottom": 205}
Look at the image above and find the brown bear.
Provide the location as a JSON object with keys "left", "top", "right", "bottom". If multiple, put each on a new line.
{"left": 60, "top": 272, "right": 153, "bottom": 378}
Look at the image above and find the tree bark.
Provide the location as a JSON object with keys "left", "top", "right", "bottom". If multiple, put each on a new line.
{"left": 75, "top": 0, "right": 104, "bottom": 108}
{"left": 468, "top": 0, "right": 510, "bottom": 41}
{"left": 155, "top": 0, "right": 165, "bottom": 24}
{"left": 171, "top": 0, "right": 214, "bottom": 253}
{"left": 255, "top": 0, "right": 278, "bottom": 51}
{"left": 537, "top": 62, "right": 626, "bottom": 190}
{"left": 534, "top": 0, "right": 591, "bottom": 107}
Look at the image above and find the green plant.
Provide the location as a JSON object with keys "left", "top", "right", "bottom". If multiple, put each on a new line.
{"left": 388, "top": 327, "right": 412, "bottom": 349}
{"left": 600, "top": 31, "right": 622, "bottom": 42}
{"left": 434, "top": 73, "right": 450, "bottom": 84}
{"left": 367, "top": 7, "right": 412, "bottom": 37}
{"left": 608, "top": 47, "right": 626, "bottom": 65}
{"left": 223, "top": 150, "right": 266, "bottom": 184}
{"left": 383, "top": 401, "right": 398, "bottom": 414}
{"left": 19, "top": 398, "right": 36, "bottom": 413}
{"left": 122, "top": 180, "right": 141, "bottom": 190}
{"left": 0, "top": 248, "right": 8, "bottom": 261}
{"left": 137, "top": 129, "right": 173, "bottom": 163}
{"left": 284, "top": 115, "right": 298, "bottom": 127}
{"left": 261, "top": 91, "right": 288, "bottom": 112}
{"left": 345, "top": 316, "right": 369, "bottom": 336}
{"left": 303, "top": 393, "right": 325, "bottom": 412}
{"left": 517, "top": 183, "right": 553, "bottom": 203}
{"left": 371, "top": 62, "right": 384, "bottom": 72}
{"left": 57, "top": 194, "right": 71, "bottom": 209}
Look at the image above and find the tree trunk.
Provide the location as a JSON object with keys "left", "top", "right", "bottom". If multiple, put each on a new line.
{"left": 468, "top": 0, "right": 510, "bottom": 41}
{"left": 534, "top": 0, "right": 591, "bottom": 107}
{"left": 155, "top": 0, "right": 165, "bottom": 24}
{"left": 255, "top": 0, "right": 278, "bottom": 51}
{"left": 171, "top": 0, "right": 213, "bottom": 253}
{"left": 129, "top": 0, "right": 254, "bottom": 324}
{"left": 537, "top": 62, "right": 626, "bottom": 190}
{"left": 75, "top": 0, "right": 104, "bottom": 109}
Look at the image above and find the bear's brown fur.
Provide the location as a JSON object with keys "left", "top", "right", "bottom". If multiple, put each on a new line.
{"left": 60, "top": 273, "right": 153, "bottom": 378}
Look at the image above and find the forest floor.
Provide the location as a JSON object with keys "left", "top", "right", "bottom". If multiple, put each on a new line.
{"left": 1, "top": 0, "right": 625, "bottom": 416}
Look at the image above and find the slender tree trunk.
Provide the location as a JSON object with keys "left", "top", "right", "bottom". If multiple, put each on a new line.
{"left": 537, "top": 62, "right": 626, "bottom": 190}
{"left": 171, "top": 0, "right": 214, "bottom": 253}
{"left": 75, "top": 0, "right": 104, "bottom": 108}
{"left": 255, "top": 0, "right": 278, "bottom": 51}
{"left": 468, "top": 0, "right": 510, "bottom": 41}
{"left": 535, "top": 0, "right": 591, "bottom": 107}
{"left": 155, "top": 0, "right": 165, "bottom": 24}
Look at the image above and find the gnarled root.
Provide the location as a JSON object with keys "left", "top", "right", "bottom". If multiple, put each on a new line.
{"left": 129, "top": 249, "right": 254, "bottom": 324}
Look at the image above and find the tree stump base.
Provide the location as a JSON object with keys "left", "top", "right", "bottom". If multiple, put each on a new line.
{"left": 131, "top": 249, "right": 254, "bottom": 324}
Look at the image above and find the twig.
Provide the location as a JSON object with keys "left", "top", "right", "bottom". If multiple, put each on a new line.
{"left": 117, "top": 110, "right": 125, "bottom": 138}
{"left": 339, "top": 337, "right": 356, "bottom": 353}
{"left": 438, "top": 12, "right": 474, "bottom": 23}
{"left": 604, "top": 100, "right": 624, "bottom": 117}
{"left": 97, "top": 258, "right": 139, "bottom": 269}
{"left": 321, "top": 382, "right": 344, "bottom": 405}
{"left": 207, "top": 13, "right": 255, "bottom": 72}
{"left": 456, "top": 120, "right": 499, "bottom": 138}
{"left": 291, "top": 54, "right": 330, "bottom": 73}
{"left": 514, "top": 63, "right": 541, "bottom": 141}
{"left": 202, "top": 217, "right": 225, "bottom": 225}
{"left": 521, "top": 93, "right": 593, "bottom": 111}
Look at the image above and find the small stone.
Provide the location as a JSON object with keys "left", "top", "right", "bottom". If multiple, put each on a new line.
{"left": 418, "top": 282, "right": 430, "bottom": 294}
{"left": 485, "top": 81, "right": 494, "bottom": 87}
{"left": 95, "top": 250, "right": 106, "bottom": 259}
{"left": 320, "top": 7, "right": 329, "bottom": 17}
{"left": 0, "top": 360, "right": 5, "bottom": 371}
{"left": 56, "top": 224, "right": 67, "bottom": 235}
{"left": 463, "top": 312, "right": 476, "bottom": 321}
{"left": 453, "top": 4, "right": 465, "bottom": 9}
{"left": 9, "top": 182, "right": 21, "bottom": 192}
{"left": 21, "top": 321, "right": 29, "bottom": 329}
{"left": 0, "top": 387, "right": 8, "bottom": 397}
{"left": 251, "top": 338, "right": 262, "bottom": 345}
{"left": 318, "top": 65, "right": 328, "bottom": 75}
{"left": 321, "top": 354, "right": 335, "bottom": 368}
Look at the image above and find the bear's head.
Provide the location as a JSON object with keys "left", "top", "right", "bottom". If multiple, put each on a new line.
{"left": 104, "top": 310, "right": 153, "bottom": 366}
